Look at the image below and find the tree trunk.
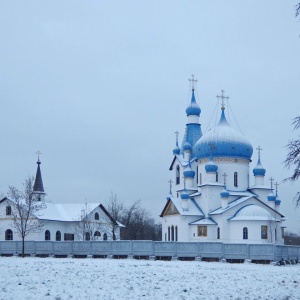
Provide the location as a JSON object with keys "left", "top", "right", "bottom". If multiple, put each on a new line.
{"left": 22, "top": 236, "right": 25, "bottom": 258}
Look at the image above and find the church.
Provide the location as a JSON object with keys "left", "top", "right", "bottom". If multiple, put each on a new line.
{"left": 0, "top": 158, "right": 123, "bottom": 242}
{"left": 160, "top": 76, "right": 285, "bottom": 244}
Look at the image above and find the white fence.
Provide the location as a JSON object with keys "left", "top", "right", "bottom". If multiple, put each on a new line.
{"left": 1, "top": 241, "right": 299, "bottom": 261}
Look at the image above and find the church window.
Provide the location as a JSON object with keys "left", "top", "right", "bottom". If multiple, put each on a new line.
{"left": 199, "top": 173, "right": 202, "bottom": 185}
{"left": 103, "top": 233, "right": 108, "bottom": 240}
{"left": 196, "top": 166, "right": 199, "bottom": 183}
{"left": 56, "top": 231, "right": 61, "bottom": 241}
{"left": 5, "top": 229, "right": 13, "bottom": 240}
{"left": 261, "top": 226, "right": 268, "bottom": 239}
{"left": 217, "top": 227, "right": 220, "bottom": 239}
{"left": 175, "top": 226, "right": 178, "bottom": 241}
{"left": 85, "top": 232, "right": 90, "bottom": 241}
{"left": 216, "top": 172, "right": 218, "bottom": 182}
{"left": 95, "top": 212, "right": 99, "bottom": 220}
{"left": 243, "top": 227, "right": 248, "bottom": 239}
{"left": 64, "top": 233, "right": 74, "bottom": 241}
{"left": 234, "top": 172, "right": 238, "bottom": 187}
{"left": 197, "top": 226, "right": 207, "bottom": 237}
{"left": 171, "top": 226, "right": 174, "bottom": 241}
{"left": 176, "top": 165, "right": 180, "bottom": 185}
{"left": 168, "top": 226, "right": 170, "bottom": 241}
{"left": 45, "top": 230, "right": 51, "bottom": 241}
{"left": 94, "top": 231, "right": 101, "bottom": 237}
{"left": 6, "top": 206, "right": 11, "bottom": 216}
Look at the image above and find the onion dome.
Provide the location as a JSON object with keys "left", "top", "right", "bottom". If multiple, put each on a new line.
{"left": 186, "top": 90, "right": 201, "bottom": 116}
{"left": 220, "top": 185, "right": 230, "bottom": 198}
{"left": 183, "top": 141, "right": 192, "bottom": 152}
{"left": 275, "top": 198, "right": 281, "bottom": 205}
{"left": 183, "top": 161, "right": 195, "bottom": 178}
{"left": 181, "top": 188, "right": 189, "bottom": 200}
{"left": 253, "top": 158, "right": 266, "bottom": 176}
{"left": 173, "top": 144, "right": 180, "bottom": 155}
{"left": 205, "top": 154, "right": 218, "bottom": 173}
{"left": 193, "top": 109, "right": 253, "bottom": 160}
{"left": 267, "top": 192, "right": 276, "bottom": 202}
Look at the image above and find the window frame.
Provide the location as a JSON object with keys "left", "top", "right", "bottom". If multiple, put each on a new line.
{"left": 197, "top": 226, "right": 207, "bottom": 237}
{"left": 94, "top": 212, "right": 99, "bottom": 220}
{"left": 56, "top": 231, "right": 61, "bottom": 241}
{"left": 243, "top": 227, "right": 248, "bottom": 240}
{"left": 45, "top": 230, "right": 51, "bottom": 241}
{"left": 6, "top": 206, "right": 12, "bottom": 216}
{"left": 261, "top": 225, "right": 268, "bottom": 240}
{"left": 176, "top": 165, "right": 180, "bottom": 185}
{"left": 5, "top": 229, "right": 13, "bottom": 240}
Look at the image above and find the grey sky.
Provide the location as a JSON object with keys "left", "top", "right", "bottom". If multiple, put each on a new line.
{"left": 0, "top": 1, "right": 299, "bottom": 233}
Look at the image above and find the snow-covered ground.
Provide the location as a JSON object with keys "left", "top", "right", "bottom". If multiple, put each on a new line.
{"left": 0, "top": 257, "right": 299, "bottom": 300}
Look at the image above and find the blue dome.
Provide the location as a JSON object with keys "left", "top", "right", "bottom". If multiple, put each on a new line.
{"left": 181, "top": 191, "right": 189, "bottom": 200}
{"left": 253, "top": 158, "right": 266, "bottom": 176}
{"left": 173, "top": 145, "right": 180, "bottom": 155}
{"left": 186, "top": 90, "right": 201, "bottom": 116}
{"left": 205, "top": 155, "right": 218, "bottom": 173}
{"left": 267, "top": 192, "right": 276, "bottom": 202}
{"left": 183, "top": 141, "right": 192, "bottom": 151}
{"left": 183, "top": 162, "right": 195, "bottom": 178}
{"left": 220, "top": 186, "right": 229, "bottom": 198}
{"left": 193, "top": 109, "right": 253, "bottom": 160}
{"left": 275, "top": 199, "right": 281, "bottom": 205}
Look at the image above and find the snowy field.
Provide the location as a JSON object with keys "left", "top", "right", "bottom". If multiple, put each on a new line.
{"left": 0, "top": 257, "right": 299, "bottom": 300}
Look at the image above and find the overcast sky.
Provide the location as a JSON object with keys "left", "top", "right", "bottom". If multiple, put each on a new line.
{"left": 0, "top": 1, "right": 299, "bottom": 233}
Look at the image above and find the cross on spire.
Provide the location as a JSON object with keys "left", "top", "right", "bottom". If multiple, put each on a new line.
{"left": 274, "top": 182, "right": 279, "bottom": 194}
{"left": 256, "top": 146, "right": 262, "bottom": 159}
{"left": 222, "top": 173, "right": 227, "bottom": 185}
{"left": 36, "top": 150, "right": 42, "bottom": 162}
{"left": 269, "top": 177, "right": 274, "bottom": 189}
{"left": 168, "top": 179, "right": 173, "bottom": 194}
{"left": 216, "top": 89, "right": 230, "bottom": 109}
{"left": 175, "top": 130, "right": 179, "bottom": 142}
{"left": 188, "top": 74, "right": 198, "bottom": 91}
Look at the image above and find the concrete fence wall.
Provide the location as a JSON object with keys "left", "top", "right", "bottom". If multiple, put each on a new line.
{"left": 0, "top": 241, "right": 299, "bottom": 261}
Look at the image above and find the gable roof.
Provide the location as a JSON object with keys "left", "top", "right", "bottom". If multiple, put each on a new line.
{"left": 160, "top": 196, "right": 204, "bottom": 217}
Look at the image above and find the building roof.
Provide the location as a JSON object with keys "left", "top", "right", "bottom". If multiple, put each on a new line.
{"left": 228, "top": 204, "right": 280, "bottom": 221}
{"left": 189, "top": 217, "right": 217, "bottom": 225}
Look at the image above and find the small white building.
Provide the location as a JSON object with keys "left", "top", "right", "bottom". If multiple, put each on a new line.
{"left": 160, "top": 79, "right": 285, "bottom": 244}
{"left": 0, "top": 160, "right": 122, "bottom": 242}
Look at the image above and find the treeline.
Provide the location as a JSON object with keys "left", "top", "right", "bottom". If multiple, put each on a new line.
{"left": 284, "top": 232, "right": 300, "bottom": 246}
{"left": 106, "top": 193, "right": 162, "bottom": 241}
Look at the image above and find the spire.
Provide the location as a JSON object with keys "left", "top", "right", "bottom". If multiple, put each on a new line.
{"left": 253, "top": 146, "right": 266, "bottom": 176}
{"left": 186, "top": 75, "right": 201, "bottom": 116}
{"left": 33, "top": 152, "right": 45, "bottom": 194}
{"left": 173, "top": 131, "right": 180, "bottom": 155}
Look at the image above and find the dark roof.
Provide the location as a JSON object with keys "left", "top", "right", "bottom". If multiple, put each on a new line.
{"left": 33, "top": 160, "right": 44, "bottom": 193}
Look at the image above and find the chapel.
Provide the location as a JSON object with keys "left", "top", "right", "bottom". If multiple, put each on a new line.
{"left": 160, "top": 76, "right": 285, "bottom": 243}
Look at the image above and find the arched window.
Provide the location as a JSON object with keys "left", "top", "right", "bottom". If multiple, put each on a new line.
{"left": 5, "top": 229, "right": 13, "bottom": 240}
{"left": 168, "top": 226, "right": 170, "bottom": 241}
{"left": 176, "top": 165, "right": 180, "bottom": 185}
{"left": 243, "top": 227, "right": 248, "bottom": 239}
{"left": 45, "top": 230, "right": 51, "bottom": 241}
{"left": 171, "top": 226, "right": 174, "bottom": 241}
{"left": 113, "top": 233, "right": 116, "bottom": 240}
{"left": 6, "top": 206, "right": 11, "bottom": 216}
{"left": 217, "top": 227, "right": 220, "bottom": 239}
{"left": 175, "top": 226, "right": 178, "bottom": 241}
{"left": 103, "top": 233, "right": 108, "bottom": 240}
{"left": 85, "top": 232, "right": 90, "bottom": 241}
{"left": 234, "top": 172, "right": 238, "bottom": 187}
{"left": 196, "top": 166, "right": 199, "bottom": 183}
{"left": 216, "top": 172, "right": 218, "bottom": 182}
{"left": 94, "top": 231, "right": 101, "bottom": 237}
{"left": 56, "top": 231, "right": 61, "bottom": 241}
{"left": 199, "top": 173, "right": 202, "bottom": 185}
{"left": 94, "top": 212, "right": 99, "bottom": 220}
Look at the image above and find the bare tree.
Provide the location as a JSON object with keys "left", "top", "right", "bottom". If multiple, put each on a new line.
{"left": 8, "top": 176, "right": 46, "bottom": 257}
{"left": 284, "top": 117, "right": 300, "bottom": 207}
{"left": 74, "top": 202, "right": 103, "bottom": 241}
